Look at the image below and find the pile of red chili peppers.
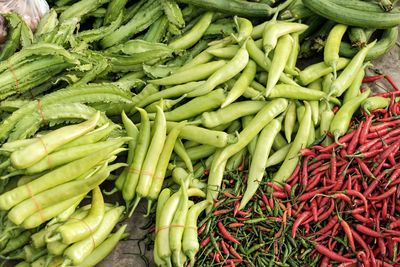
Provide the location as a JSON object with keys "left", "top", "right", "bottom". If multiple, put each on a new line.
{"left": 195, "top": 76, "right": 400, "bottom": 266}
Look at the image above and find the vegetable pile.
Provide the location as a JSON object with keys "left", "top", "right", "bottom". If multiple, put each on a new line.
{"left": 0, "top": 0, "right": 399, "bottom": 266}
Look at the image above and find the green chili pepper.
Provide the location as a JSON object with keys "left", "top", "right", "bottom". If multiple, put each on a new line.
{"left": 273, "top": 101, "right": 311, "bottom": 184}
{"left": 240, "top": 119, "right": 280, "bottom": 210}
{"left": 61, "top": 206, "right": 125, "bottom": 266}
{"left": 330, "top": 89, "right": 371, "bottom": 143}
{"left": 10, "top": 112, "right": 100, "bottom": 169}
{"left": 329, "top": 41, "right": 376, "bottom": 97}
{"left": 207, "top": 98, "right": 288, "bottom": 204}
{"left": 133, "top": 105, "right": 167, "bottom": 212}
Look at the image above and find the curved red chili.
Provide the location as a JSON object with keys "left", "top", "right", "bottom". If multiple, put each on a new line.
{"left": 217, "top": 221, "right": 240, "bottom": 245}
{"left": 291, "top": 211, "right": 311, "bottom": 238}
{"left": 314, "top": 244, "right": 355, "bottom": 263}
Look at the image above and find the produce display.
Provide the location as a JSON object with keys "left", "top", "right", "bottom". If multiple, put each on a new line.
{"left": 0, "top": 0, "right": 399, "bottom": 266}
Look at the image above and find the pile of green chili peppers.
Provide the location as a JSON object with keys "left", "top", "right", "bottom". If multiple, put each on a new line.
{"left": 0, "top": 0, "right": 398, "bottom": 266}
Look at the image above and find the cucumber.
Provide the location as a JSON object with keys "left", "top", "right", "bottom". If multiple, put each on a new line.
{"left": 303, "top": 0, "right": 400, "bottom": 28}
{"left": 340, "top": 27, "right": 398, "bottom": 60}
{"left": 175, "top": 0, "right": 291, "bottom": 18}
{"left": 330, "top": 0, "right": 399, "bottom": 12}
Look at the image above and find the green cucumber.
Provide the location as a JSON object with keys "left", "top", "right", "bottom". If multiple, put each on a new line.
{"left": 303, "top": 0, "right": 400, "bottom": 28}
{"left": 340, "top": 27, "right": 398, "bottom": 60}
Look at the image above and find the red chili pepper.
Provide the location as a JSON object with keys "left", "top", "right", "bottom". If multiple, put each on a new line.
{"left": 339, "top": 219, "right": 356, "bottom": 252}
{"left": 305, "top": 173, "right": 322, "bottom": 191}
{"left": 223, "top": 191, "right": 238, "bottom": 199}
{"left": 352, "top": 229, "right": 371, "bottom": 257}
{"left": 236, "top": 210, "right": 251, "bottom": 217}
{"left": 330, "top": 152, "right": 337, "bottom": 181}
{"left": 352, "top": 213, "right": 374, "bottom": 225}
{"left": 385, "top": 75, "right": 400, "bottom": 91}
{"left": 308, "top": 161, "right": 323, "bottom": 172}
{"left": 375, "top": 90, "right": 400, "bottom": 98}
{"left": 217, "top": 221, "right": 240, "bottom": 245}
{"left": 286, "top": 164, "right": 300, "bottom": 183}
{"left": 300, "top": 148, "right": 317, "bottom": 157}
{"left": 297, "top": 185, "right": 334, "bottom": 202}
{"left": 331, "top": 193, "right": 352, "bottom": 204}
{"left": 228, "top": 245, "right": 242, "bottom": 260}
{"left": 364, "top": 171, "right": 387, "bottom": 196}
{"left": 320, "top": 256, "right": 330, "bottom": 267}
{"left": 356, "top": 224, "right": 382, "bottom": 238}
{"left": 214, "top": 209, "right": 231, "bottom": 216}
{"left": 272, "top": 191, "right": 287, "bottom": 199}
{"left": 319, "top": 131, "right": 356, "bottom": 153}
{"left": 220, "top": 240, "right": 229, "bottom": 255}
{"left": 345, "top": 189, "right": 369, "bottom": 212}
{"left": 198, "top": 223, "right": 207, "bottom": 235}
{"left": 317, "top": 199, "right": 336, "bottom": 222}
{"left": 348, "top": 121, "right": 364, "bottom": 153}
{"left": 314, "top": 244, "right": 355, "bottom": 263}
{"left": 370, "top": 186, "right": 397, "bottom": 201}
{"left": 362, "top": 75, "right": 384, "bottom": 83}
{"left": 291, "top": 211, "right": 311, "bottom": 238}
{"left": 360, "top": 116, "right": 373, "bottom": 145}
{"left": 382, "top": 198, "right": 388, "bottom": 219}
{"left": 301, "top": 156, "right": 311, "bottom": 187}
{"left": 315, "top": 153, "right": 333, "bottom": 161}
{"left": 233, "top": 200, "right": 240, "bottom": 217}
{"left": 353, "top": 149, "right": 384, "bottom": 159}
{"left": 311, "top": 199, "right": 318, "bottom": 222}
{"left": 201, "top": 236, "right": 211, "bottom": 247}
{"left": 354, "top": 158, "right": 374, "bottom": 178}
{"left": 311, "top": 164, "right": 330, "bottom": 176}
{"left": 378, "top": 237, "right": 386, "bottom": 258}
{"left": 228, "top": 222, "right": 244, "bottom": 228}
{"left": 366, "top": 127, "right": 391, "bottom": 139}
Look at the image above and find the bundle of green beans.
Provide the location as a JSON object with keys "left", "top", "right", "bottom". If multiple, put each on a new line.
{"left": 0, "top": 114, "right": 130, "bottom": 265}
{"left": 12, "top": 203, "right": 127, "bottom": 267}
{"left": 0, "top": 0, "right": 398, "bottom": 266}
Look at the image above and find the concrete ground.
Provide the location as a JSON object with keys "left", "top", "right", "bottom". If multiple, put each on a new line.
{"left": 99, "top": 29, "right": 400, "bottom": 267}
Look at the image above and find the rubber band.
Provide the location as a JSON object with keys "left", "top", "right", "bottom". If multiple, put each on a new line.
{"left": 140, "top": 169, "right": 154, "bottom": 177}
{"left": 79, "top": 219, "right": 96, "bottom": 249}
{"left": 37, "top": 99, "right": 47, "bottom": 125}
{"left": 37, "top": 136, "right": 49, "bottom": 156}
{"left": 127, "top": 167, "right": 141, "bottom": 175}
{"left": 152, "top": 174, "right": 165, "bottom": 181}
{"left": 25, "top": 183, "right": 46, "bottom": 223}
{"left": 64, "top": 216, "right": 96, "bottom": 248}
{"left": 6, "top": 59, "right": 20, "bottom": 94}
{"left": 155, "top": 224, "right": 197, "bottom": 235}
